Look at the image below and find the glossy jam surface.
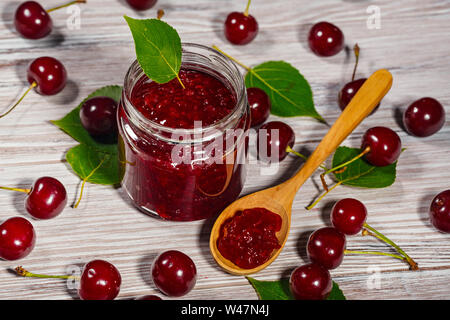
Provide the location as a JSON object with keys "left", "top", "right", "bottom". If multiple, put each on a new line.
{"left": 217, "top": 208, "right": 282, "bottom": 269}
{"left": 131, "top": 69, "right": 236, "bottom": 129}
{"left": 119, "top": 68, "right": 248, "bottom": 221}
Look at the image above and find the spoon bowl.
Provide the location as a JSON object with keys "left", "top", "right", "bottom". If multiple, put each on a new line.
{"left": 209, "top": 192, "right": 289, "bottom": 275}
{"left": 210, "top": 69, "right": 393, "bottom": 275}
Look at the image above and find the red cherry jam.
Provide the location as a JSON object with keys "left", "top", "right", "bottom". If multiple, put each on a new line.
{"left": 217, "top": 208, "right": 282, "bottom": 269}
{"left": 118, "top": 45, "right": 249, "bottom": 221}
{"left": 132, "top": 70, "right": 236, "bottom": 129}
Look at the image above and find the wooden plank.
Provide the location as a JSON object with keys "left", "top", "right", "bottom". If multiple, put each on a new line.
{"left": 0, "top": 0, "right": 448, "bottom": 299}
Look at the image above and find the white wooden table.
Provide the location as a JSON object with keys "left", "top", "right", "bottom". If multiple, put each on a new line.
{"left": 0, "top": 0, "right": 449, "bottom": 300}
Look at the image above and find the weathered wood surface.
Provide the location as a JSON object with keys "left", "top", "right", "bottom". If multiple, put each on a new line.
{"left": 0, "top": 0, "right": 449, "bottom": 300}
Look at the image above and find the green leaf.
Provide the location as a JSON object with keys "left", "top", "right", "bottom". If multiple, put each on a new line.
{"left": 246, "top": 277, "right": 293, "bottom": 300}
{"left": 66, "top": 144, "right": 120, "bottom": 185}
{"left": 124, "top": 16, "right": 182, "bottom": 85}
{"left": 51, "top": 85, "right": 122, "bottom": 185}
{"left": 246, "top": 277, "right": 346, "bottom": 300}
{"left": 51, "top": 85, "right": 122, "bottom": 150}
{"left": 326, "top": 282, "right": 346, "bottom": 300}
{"left": 244, "top": 61, "right": 324, "bottom": 121}
{"left": 332, "top": 146, "right": 398, "bottom": 188}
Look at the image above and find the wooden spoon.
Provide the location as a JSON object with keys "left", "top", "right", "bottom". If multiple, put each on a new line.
{"left": 209, "top": 69, "right": 393, "bottom": 275}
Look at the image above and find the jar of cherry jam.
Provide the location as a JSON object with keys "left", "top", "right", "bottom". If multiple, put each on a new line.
{"left": 118, "top": 44, "right": 250, "bottom": 221}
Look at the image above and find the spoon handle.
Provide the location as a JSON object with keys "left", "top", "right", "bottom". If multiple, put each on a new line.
{"left": 282, "top": 69, "right": 393, "bottom": 196}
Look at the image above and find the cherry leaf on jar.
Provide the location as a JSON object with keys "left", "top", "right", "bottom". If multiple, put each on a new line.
{"left": 332, "top": 146, "right": 399, "bottom": 188}
{"left": 51, "top": 85, "right": 123, "bottom": 185}
{"left": 124, "top": 16, "right": 183, "bottom": 86}
{"left": 246, "top": 277, "right": 346, "bottom": 300}
{"left": 244, "top": 61, "right": 324, "bottom": 122}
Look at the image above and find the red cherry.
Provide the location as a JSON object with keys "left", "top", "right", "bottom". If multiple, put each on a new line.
{"left": 331, "top": 198, "right": 367, "bottom": 235}
{"left": 80, "top": 96, "right": 118, "bottom": 138}
{"left": 339, "top": 79, "right": 365, "bottom": 110}
{"left": 307, "top": 227, "right": 346, "bottom": 270}
{"left": 257, "top": 121, "right": 295, "bottom": 162}
{"left": 136, "top": 295, "right": 162, "bottom": 300}
{"left": 247, "top": 87, "right": 271, "bottom": 127}
{"left": 0, "top": 217, "right": 36, "bottom": 261}
{"left": 25, "top": 177, "right": 67, "bottom": 220}
{"left": 0, "top": 57, "right": 67, "bottom": 119}
{"left": 429, "top": 190, "right": 450, "bottom": 233}
{"left": 126, "top": 0, "right": 157, "bottom": 10}
{"left": 403, "top": 97, "right": 445, "bottom": 137}
{"left": 79, "top": 260, "right": 122, "bottom": 300}
{"left": 361, "top": 126, "right": 402, "bottom": 167}
{"left": 224, "top": 1, "right": 258, "bottom": 45}
{"left": 27, "top": 57, "right": 67, "bottom": 95}
{"left": 308, "top": 22, "right": 344, "bottom": 57}
{"left": 14, "top": 1, "right": 52, "bottom": 39}
{"left": 151, "top": 250, "right": 197, "bottom": 297}
{"left": 289, "top": 263, "right": 332, "bottom": 300}
{"left": 338, "top": 78, "right": 381, "bottom": 113}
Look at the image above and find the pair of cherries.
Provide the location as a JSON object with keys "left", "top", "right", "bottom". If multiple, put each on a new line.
{"left": 292, "top": 189, "right": 450, "bottom": 300}
{"left": 247, "top": 87, "right": 297, "bottom": 163}
{"left": 0, "top": 177, "right": 67, "bottom": 262}
{"left": 1, "top": 4, "right": 71, "bottom": 264}
{"left": 289, "top": 198, "right": 364, "bottom": 300}
{"left": 338, "top": 45, "right": 445, "bottom": 138}
{"left": 16, "top": 249, "right": 197, "bottom": 300}
{"left": 309, "top": 22, "right": 446, "bottom": 138}
{"left": 290, "top": 197, "right": 417, "bottom": 300}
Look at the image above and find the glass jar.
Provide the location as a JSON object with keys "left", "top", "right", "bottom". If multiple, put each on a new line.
{"left": 117, "top": 43, "right": 250, "bottom": 221}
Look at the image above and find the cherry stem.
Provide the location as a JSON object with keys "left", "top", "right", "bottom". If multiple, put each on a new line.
{"left": 212, "top": 45, "right": 252, "bottom": 72}
{"left": 47, "top": 0, "right": 86, "bottom": 13}
{"left": 363, "top": 223, "right": 419, "bottom": 271}
{"left": 318, "top": 146, "right": 370, "bottom": 192}
{"left": 306, "top": 146, "right": 370, "bottom": 209}
{"left": 345, "top": 250, "right": 406, "bottom": 262}
{"left": 306, "top": 181, "right": 343, "bottom": 210}
{"left": 0, "top": 186, "right": 31, "bottom": 194}
{"left": 285, "top": 146, "right": 328, "bottom": 170}
{"left": 0, "top": 82, "right": 37, "bottom": 119}
{"left": 15, "top": 266, "right": 79, "bottom": 280}
{"left": 73, "top": 157, "right": 106, "bottom": 209}
{"left": 157, "top": 9, "right": 165, "bottom": 20}
{"left": 323, "top": 146, "right": 370, "bottom": 177}
{"left": 244, "top": 0, "right": 252, "bottom": 16}
{"left": 351, "top": 43, "right": 360, "bottom": 82}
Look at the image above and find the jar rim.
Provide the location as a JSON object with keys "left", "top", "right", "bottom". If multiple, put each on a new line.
{"left": 121, "top": 43, "right": 247, "bottom": 143}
